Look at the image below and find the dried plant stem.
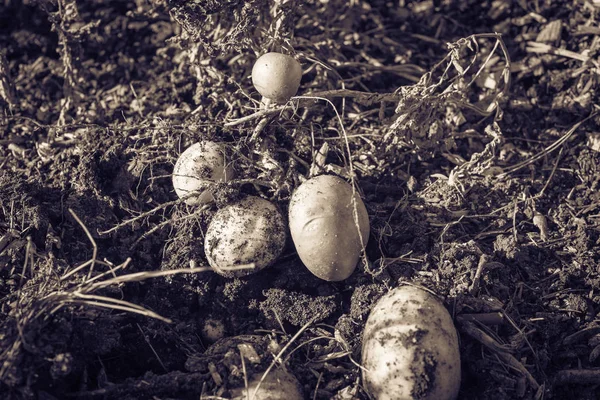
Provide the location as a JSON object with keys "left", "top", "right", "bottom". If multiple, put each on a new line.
{"left": 224, "top": 89, "right": 397, "bottom": 127}
{"left": 98, "top": 196, "right": 191, "bottom": 235}
{"left": 554, "top": 369, "right": 600, "bottom": 385}
{"left": 526, "top": 41, "right": 598, "bottom": 64}
{"left": 53, "top": 297, "right": 170, "bottom": 323}
{"left": 251, "top": 317, "right": 316, "bottom": 400}
{"left": 461, "top": 321, "right": 540, "bottom": 391}
{"left": 460, "top": 320, "right": 516, "bottom": 353}
{"left": 500, "top": 112, "right": 597, "bottom": 177}
{"left": 137, "top": 323, "right": 167, "bottom": 372}
{"left": 469, "top": 254, "right": 489, "bottom": 295}
{"left": 240, "top": 346, "right": 250, "bottom": 400}
{"left": 68, "top": 208, "right": 97, "bottom": 280}
{"left": 83, "top": 264, "right": 254, "bottom": 292}
{"left": 457, "top": 313, "right": 504, "bottom": 325}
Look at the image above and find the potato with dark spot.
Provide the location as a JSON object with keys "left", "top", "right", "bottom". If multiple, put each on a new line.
{"left": 204, "top": 196, "right": 286, "bottom": 277}
{"left": 288, "top": 175, "right": 369, "bottom": 281}
{"left": 361, "top": 285, "right": 461, "bottom": 400}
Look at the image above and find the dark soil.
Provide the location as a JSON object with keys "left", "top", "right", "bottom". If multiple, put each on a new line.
{"left": 1, "top": 0, "right": 600, "bottom": 399}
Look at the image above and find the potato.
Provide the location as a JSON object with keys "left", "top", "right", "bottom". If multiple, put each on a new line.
{"left": 288, "top": 175, "right": 369, "bottom": 281}
{"left": 172, "top": 141, "right": 234, "bottom": 206}
{"left": 361, "top": 285, "right": 461, "bottom": 400}
{"left": 252, "top": 52, "right": 302, "bottom": 103}
{"left": 204, "top": 196, "right": 286, "bottom": 277}
{"left": 230, "top": 367, "right": 304, "bottom": 400}
{"left": 205, "top": 335, "right": 303, "bottom": 400}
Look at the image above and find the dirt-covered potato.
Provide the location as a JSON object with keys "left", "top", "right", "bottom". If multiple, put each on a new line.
{"left": 172, "top": 141, "right": 234, "bottom": 205}
{"left": 251, "top": 52, "right": 302, "bottom": 103}
{"left": 203, "top": 335, "right": 303, "bottom": 400}
{"left": 229, "top": 367, "right": 304, "bottom": 400}
{"left": 361, "top": 285, "right": 461, "bottom": 400}
{"left": 288, "top": 175, "right": 369, "bottom": 281}
{"left": 204, "top": 196, "right": 286, "bottom": 277}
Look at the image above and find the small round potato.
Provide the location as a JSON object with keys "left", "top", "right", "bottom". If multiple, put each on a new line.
{"left": 288, "top": 175, "right": 369, "bottom": 281}
{"left": 172, "top": 141, "right": 234, "bottom": 206}
{"left": 204, "top": 196, "right": 286, "bottom": 277}
{"left": 252, "top": 52, "right": 302, "bottom": 103}
{"left": 361, "top": 285, "right": 461, "bottom": 400}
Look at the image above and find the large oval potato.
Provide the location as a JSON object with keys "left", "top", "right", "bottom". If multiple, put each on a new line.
{"left": 204, "top": 196, "right": 286, "bottom": 277}
{"left": 288, "top": 175, "right": 369, "bottom": 281}
{"left": 172, "top": 141, "right": 235, "bottom": 206}
{"left": 361, "top": 285, "right": 461, "bottom": 400}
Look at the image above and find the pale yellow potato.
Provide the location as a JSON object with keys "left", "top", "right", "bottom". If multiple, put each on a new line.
{"left": 229, "top": 367, "right": 303, "bottom": 400}
{"left": 204, "top": 196, "right": 286, "bottom": 277}
{"left": 172, "top": 141, "right": 234, "bottom": 206}
{"left": 288, "top": 175, "right": 369, "bottom": 281}
{"left": 361, "top": 285, "right": 461, "bottom": 400}
{"left": 252, "top": 52, "right": 302, "bottom": 103}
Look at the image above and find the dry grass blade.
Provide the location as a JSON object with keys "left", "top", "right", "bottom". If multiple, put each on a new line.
{"left": 137, "top": 323, "right": 168, "bottom": 372}
{"left": 312, "top": 371, "right": 323, "bottom": 400}
{"left": 129, "top": 211, "right": 200, "bottom": 250}
{"left": 224, "top": 89, "right": 396, "bottom": 127}
{"left": 83, "top": 257, "right": 131, "bottom": 284}
{"left": 526, "top": 41, "right": 597, "bottom": 64}
{"left": 98, "top": 194, "right": 194, "bottom": 235}
{"left": 60, "top": 258, "right": 113, "bottom": 282}
{"left": 15, "top": 237, "right": 32, "bottom": 287}
{"left": 461, "top": 320, "right": 540, "bottom": 391}
{"left": 82, "top": 264, "right": 254, "bottom": 292}
{"left": 58, "top": 298, "right": 171, "bottom": 323}
{"left": 461, "top": 320, "right": 516, "bottom": 352}
{"left": 499, "top": 112, "right": 597, "bottom": 177}
{"left": 250, "top": 317, "right": 316, "bottom": 400}
{"left": 240, "top": 346, "right": 250, "bottom": 400}
{"left": 282, "top": 330, "right": 364, "bottom": 371}
{"left": 224, "top": 106, "right": 288, "bottom": 127}
{"left": 68, "top": 208, "right": 97, "bottom": 281}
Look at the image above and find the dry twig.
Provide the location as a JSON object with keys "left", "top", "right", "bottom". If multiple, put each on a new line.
{"left": 499, "top": 112, "right": 597, "bottom": 177}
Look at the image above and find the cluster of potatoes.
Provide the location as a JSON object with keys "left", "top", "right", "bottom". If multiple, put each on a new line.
{"left": 172, "top": 52, "right": 369, "bottom": 282}
{"left": 172, "top": 52, "right": 461, "bottom": 400}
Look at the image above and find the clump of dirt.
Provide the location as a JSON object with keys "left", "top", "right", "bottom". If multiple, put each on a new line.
{"left": 260, "top": 288, "right": 338, "bottom": 327}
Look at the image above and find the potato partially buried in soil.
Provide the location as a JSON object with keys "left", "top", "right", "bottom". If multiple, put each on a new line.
{"left": 288, "top": 175, "right": 369, "bottom": 281}
{"left": 201, "top": 335, "right": 303, "bottom": 400}
{"left": 204, "top": 196, "right": 286, "bottom": 277}
{"left": 361, "top": 285, "right": 461, "bottom": 400}
{"left": 229, "top": 367, "right": 304, "bottom": 400}
{"left": 172, "top": 141, "right": 235, "bottom": 206}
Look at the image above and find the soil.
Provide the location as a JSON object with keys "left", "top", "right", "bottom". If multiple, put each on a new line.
{"left": 1, "top": 0, "right": 600, "bottom": 399}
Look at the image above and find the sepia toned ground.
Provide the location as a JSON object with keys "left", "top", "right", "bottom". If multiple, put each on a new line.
{"left": 1, "top": 1, "right": 600, "bottom": 399}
